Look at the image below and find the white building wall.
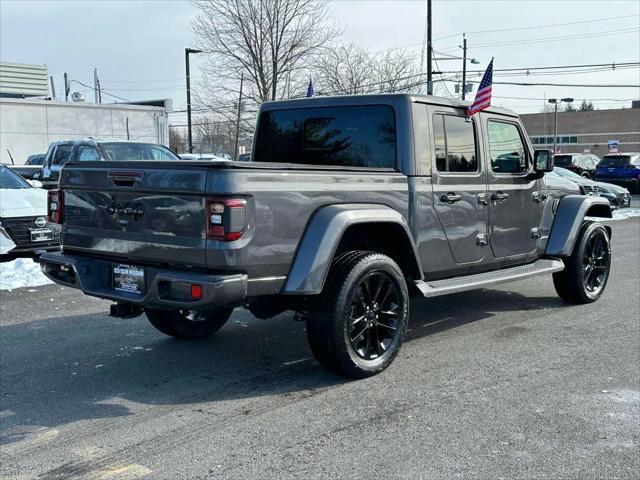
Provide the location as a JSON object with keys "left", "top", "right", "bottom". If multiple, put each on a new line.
{"left": 0, "top": 98, "right": 169, "bottom": 164}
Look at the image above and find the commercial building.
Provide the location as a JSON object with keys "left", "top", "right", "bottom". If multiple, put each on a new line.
{"left": 520, "top": 105, "right": 640, "bottom": 158}
{"left": 0, "top": 61, "right": 171, "bottom": 164}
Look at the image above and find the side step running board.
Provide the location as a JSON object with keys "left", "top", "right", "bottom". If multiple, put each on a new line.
{"left": 415, "top": 258, "right": 564, "bottom": 298}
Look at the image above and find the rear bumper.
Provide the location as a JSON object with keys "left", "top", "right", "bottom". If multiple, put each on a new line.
{"left": 39, "top": 252, "right": 248, "bottom": 310}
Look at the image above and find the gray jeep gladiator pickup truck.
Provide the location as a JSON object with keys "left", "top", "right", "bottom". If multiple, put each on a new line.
{"left": 39, "top": 94, "right": 613, "bottom": 378}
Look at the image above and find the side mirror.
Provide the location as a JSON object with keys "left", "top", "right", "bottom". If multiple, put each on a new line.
{"left": 534, "top": 149, "right": 554, "bottom": 173}
{"left": 28, "top": 179, "right": 44, "bottom": 189}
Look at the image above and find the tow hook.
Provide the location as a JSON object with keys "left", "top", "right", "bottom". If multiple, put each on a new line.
{"left": 109, "top": 302, "right": 144, "bottom": 319}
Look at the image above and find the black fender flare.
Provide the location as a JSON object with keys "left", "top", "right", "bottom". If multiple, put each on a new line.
{"left": 545, "top": 195, "right": 612, "bottom": 257}
{"left": 282, "top": 204, "right": 423, "bottom": 294}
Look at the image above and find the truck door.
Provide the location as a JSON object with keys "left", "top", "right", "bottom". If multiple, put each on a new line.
{"left": 483, "top": 117, "right": 542, "bottom": 261}
{"left": 430, "top": 109, "right": 489, "bottom": 265}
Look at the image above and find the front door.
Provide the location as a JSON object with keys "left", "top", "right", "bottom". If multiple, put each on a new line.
{"left": 484, "top": 117, "right": 542, "bottom": 261}
{"left": 431, "top": 109, "right": 489, "bottom": 265}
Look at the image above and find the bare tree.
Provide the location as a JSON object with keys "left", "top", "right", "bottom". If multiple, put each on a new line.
{"left": 315, "top": 43, "right": 423, "bottom": 96}
{"left": 169, "top": 127, "right": 185, "bottom": 153}
{"left": 195, "top": 115, "right": 236, "bottom": 155}
{"left": 192, "top": 0, "right": 339, "bottom": 104}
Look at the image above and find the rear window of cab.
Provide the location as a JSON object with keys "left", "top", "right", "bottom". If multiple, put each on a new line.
{"left": 254, "top": 106, "right": 396, "bottom": 169}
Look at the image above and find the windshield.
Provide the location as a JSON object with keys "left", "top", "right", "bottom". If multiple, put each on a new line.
{"left": 553, "top": 155, "right": 575, "bottom": 168}
{"left": 101, "top": 143, "right": 180, "bottom": 161}
{"left": 0, "top": 166, "right": 31, "bottom": 189}
{"left": 554, "top": 167, "right": 583, "bottom": 180}
{"left": 599, "top": 155, "right": 639, "bottom": 167}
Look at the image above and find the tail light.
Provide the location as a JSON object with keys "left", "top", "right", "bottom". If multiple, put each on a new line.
{"left": 48, "top": 190, "right": 64, "bottom": 224}
{"left": 206, "top": 198, "right": 247, "bottom": 241}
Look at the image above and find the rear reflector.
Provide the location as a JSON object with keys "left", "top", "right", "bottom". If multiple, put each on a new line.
{"left": 191, "top": 284, "right": 203, "bottom": 299}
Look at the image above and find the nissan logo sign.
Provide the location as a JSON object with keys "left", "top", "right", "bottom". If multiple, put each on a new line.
{"left": 34, "top": 217, "right": 47, "bottom": 228}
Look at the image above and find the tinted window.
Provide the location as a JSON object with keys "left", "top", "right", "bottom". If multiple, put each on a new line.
{"left": 599, "top": 155, "right": 639, "bottom": 167}
{"left": 254, "top": 106, "right": 396, "bottom": 168}
{"left": 52, "top": 145, "right": 73, "bottom": 166}
{"left": 0, "top": 166, "right": 30, "bottom": 189}
{"left": 76, "top": 146, "right": 101, "bottom": 161}
{"left": 488, "top": 121, "right": 528, "bottom": 173}
{"left": 101, "top": 143, "right": 180, "bottom": 161}
{"left": 433, "top": 114, "right": 478, "bottom": 173}
{"left": 553, "top": 155, "right": 574, "bottom": 167}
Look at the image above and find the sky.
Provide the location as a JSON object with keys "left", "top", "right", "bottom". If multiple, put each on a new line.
{"left": 1, "top": 0, "right": 639, "bottom": 126}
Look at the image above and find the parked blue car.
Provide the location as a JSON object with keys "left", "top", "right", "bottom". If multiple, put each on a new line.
{"left": 595, "top": 153, "right": 640, "bottom": 193}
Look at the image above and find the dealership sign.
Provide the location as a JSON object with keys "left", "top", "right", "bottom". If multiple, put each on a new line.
{"left": 608, "top": 140, "right": 620, "bottom": 153}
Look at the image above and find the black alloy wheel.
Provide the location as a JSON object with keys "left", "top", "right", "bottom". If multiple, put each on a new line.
{"left": 306, "top": 251, "right": 410, "bottom": 378}
{"left": 553, "top": 222, "right": 611, "bottom": 304}
{"left": 581, "top": 230, "right": 610, "bottom": 295}
{"left": 347, "top": 271, "right": 403, "bottom": 361}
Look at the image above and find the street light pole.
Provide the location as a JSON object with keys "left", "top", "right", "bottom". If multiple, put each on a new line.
{"left": 548, "top": 97, "right": 574, "bottom": 154}
{"left": 185, "top": 47, "right": 202, "bottom": 154}
{"left": 426, "top": 0, "right": 432, "bottom": 95}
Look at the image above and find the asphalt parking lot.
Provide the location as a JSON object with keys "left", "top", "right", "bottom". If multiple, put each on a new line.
{"left": 1, "top": 216, "right": 638, "bottom": 480}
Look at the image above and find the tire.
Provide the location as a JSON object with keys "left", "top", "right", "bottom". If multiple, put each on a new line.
{"left": 306, "top": 251, "right": 410, "bottom": 379}
{"left": 580, "top": 171, "right": 591, "bottom": 179}
{"left": 145, "top": 307, "right": 233, "bottom": 339}
{"left": 552, "top": 222, "right": 611, "bottom": 304}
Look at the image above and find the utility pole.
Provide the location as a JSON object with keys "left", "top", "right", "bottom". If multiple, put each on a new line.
{"left": 64, "top": 73, "right": 70, "bottom": 101}
{"left": 185, "top": 47, "right": 203, "bottom": 153}
{"left": 234, "top": 72, "right": 244, "bottom": 160}
{"left": 49, "top": 76, "right": 56, "bottom": 99}
{"left": 93, "top": 68, "right": 99, "bottom": 103}
{"left": 461, "top": 34, "right": 467, "bottom": 101}
{"left": 426, "top": 0, "right": 433, "bottom": 95}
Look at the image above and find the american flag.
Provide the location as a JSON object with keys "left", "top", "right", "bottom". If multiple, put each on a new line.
{"left": 467, "top": 59, "right": 493, "bottom": 116}
{"left": 306, "top": 77, "right": 315, "bottom": 97}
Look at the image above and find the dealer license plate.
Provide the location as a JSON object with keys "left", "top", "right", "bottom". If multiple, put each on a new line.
{"left": 113, "top": 264, "right": 145, "bottom": 294}
{"left": 30, "top": 228, "right": 53, "bottom": 242}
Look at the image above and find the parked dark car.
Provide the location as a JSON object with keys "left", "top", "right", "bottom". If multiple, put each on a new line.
{"left": 34, "top": 138, "right": 181, "bottom": 188}
{"left": 553, "top": 153, "right": 600, "bottom": 179}
{"left": 26, "top": 153, "right": 46, "bottom": 165}
{"left": 595, "top": 153, "right": 640, "bottom": 193}
{"left": 554, "top": 167, "right": 630, "bottom": 209}
{"left": 40, "top": 94, "right": 613, "bottom": 378}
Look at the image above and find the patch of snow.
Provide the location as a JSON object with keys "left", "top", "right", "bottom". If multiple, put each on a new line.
{"left": 588, "top": 208, "right": 640, "bottom": 222}
{"left": 0, "top": 258, "right": 52, "bottom": 291}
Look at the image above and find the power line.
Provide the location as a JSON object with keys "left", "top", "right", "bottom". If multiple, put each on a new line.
{"left": 68, "top": 79, "right": 131, "bottom": 102}
{"left": 471, "top": 27, "right": 640, "bottom": 49}
{"left": 436, "top": 13, "right": 640, "bottom": 40}
{"left": 370, "top": 14, "right": 640, "bottom": 56}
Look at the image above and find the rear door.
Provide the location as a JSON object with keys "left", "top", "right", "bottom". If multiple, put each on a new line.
{"left": 484, "top": 116, "right": 542, "bottom": 262}
{"left": 61, "top": 164, "right": 208, "bottom": 266}
{"left": 430, "top": 108, "right": 489, "bottom": 265}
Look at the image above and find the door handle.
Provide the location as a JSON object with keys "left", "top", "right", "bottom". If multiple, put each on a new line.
{"left": 440, "top": 193, "right": 463, "bottom": 204}
{"left": 491, "top": 192, "right": 510, "bottom": 203}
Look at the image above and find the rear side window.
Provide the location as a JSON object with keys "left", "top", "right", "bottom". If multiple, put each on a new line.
{"left": 254, "top": 106, "right": 396, "bottom": 168}
{"left": 52, "top": 145, "right": 73, "bottom": 166}
{"left": 553, "top": 155, "right": 574, "bottom": 167}
{"left": 76, "top": 146, "right": 101, "bottom": 161}
{"left": 433, "top": 114, "right": 478, "bottom": 173}
{"left": 488, "top": 121, "right": 529, "bottom": 173}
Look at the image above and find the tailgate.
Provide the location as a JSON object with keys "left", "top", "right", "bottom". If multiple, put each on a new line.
{"left": 61, "top": 164, "right": 208, "bottom": 267}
